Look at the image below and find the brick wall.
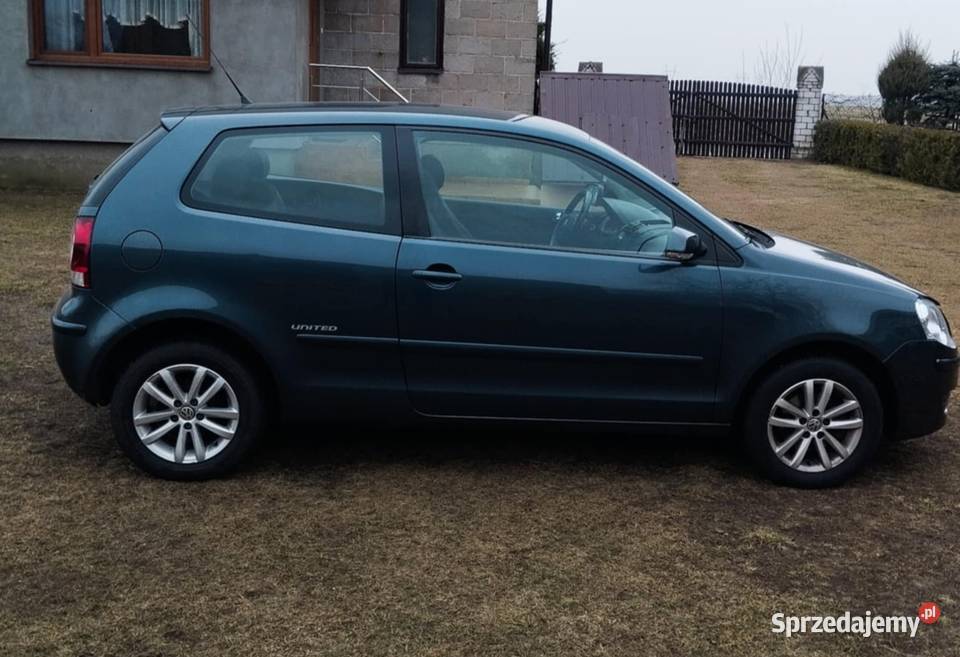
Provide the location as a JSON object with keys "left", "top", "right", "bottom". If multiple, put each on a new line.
{"left": 792, "top": 66, "right": 824, "bottom": 159}
{"left": 318, "top": 0, "right": 538, "bottom": 113}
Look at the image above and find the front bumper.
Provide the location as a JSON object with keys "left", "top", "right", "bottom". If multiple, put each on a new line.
{"left": 884, "top": 340, "right": 959, "bottom": 439}
{"left": 52, "top": 288, "right": 128, "bottom": 404}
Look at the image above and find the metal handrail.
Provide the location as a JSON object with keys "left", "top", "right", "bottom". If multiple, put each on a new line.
{"left": 308, "top": 63, "right": 410, "bottom": 104}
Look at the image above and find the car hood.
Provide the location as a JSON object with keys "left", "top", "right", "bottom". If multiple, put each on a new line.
{"left": 759, "top": 229, "right": 924, "bottom": 299}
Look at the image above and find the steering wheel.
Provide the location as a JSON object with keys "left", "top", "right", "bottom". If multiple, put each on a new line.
{"left": 550, "top": 183, "right": 603, "bottom": 247}
{"left": 631, "top": 224, "right": 673, "bottom": 252}
{"left": 609, "top": 214, "right": 673, "bottom": 253}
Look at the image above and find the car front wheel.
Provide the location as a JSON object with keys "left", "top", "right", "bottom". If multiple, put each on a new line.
{"left": 743, "top": 358, "right": 884, "bottom": 488}
{"left": 110, "top": 342, "right": 264, "bottom": 480}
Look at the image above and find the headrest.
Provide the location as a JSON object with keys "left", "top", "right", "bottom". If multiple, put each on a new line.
{"left": 235, "top": 149, "right": 270, "bottom": 179}
{"left": 212, "top": 148, "right": 270, "bottom": 187}
{"left": 420, "top": 154, "right": 445, "bottom": 189}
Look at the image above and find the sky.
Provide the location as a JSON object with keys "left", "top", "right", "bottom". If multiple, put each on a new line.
{"left": 541, "top": 0, "right": 959, "bottom": 95}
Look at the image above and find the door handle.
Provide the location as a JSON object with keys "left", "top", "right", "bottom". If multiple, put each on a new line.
{"left": 412, "top": 264, "right": 463, "bottom": 287}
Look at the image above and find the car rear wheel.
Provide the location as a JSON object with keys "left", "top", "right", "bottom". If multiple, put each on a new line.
{"left": 110, "top": 342, "right": 264, "bottom": 480}
{"left": 743, "top": 358, "right": 883, "bottom": 487}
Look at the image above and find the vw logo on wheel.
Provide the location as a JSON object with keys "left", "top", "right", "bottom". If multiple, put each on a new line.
{"left": 178, "top": 406, "right": 196, "bottom": 421}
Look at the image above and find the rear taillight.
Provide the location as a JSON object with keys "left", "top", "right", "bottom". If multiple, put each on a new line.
{"left": 70, "top": 216, "right": 94, "bottom": 288}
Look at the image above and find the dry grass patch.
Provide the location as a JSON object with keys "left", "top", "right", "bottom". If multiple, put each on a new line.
{"left": 1, "top": 160, "right": 959, "bottom": 656}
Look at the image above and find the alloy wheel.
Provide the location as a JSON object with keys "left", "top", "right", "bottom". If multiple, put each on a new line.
{"left": 132, "top": 364, "right": 240, "bottom": 464}
{"left": 767, "top": 378, "right": 863, "bottom": 473}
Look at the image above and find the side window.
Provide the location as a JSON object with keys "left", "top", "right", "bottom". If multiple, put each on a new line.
{"left": 185, "top": 128, "right": 391, "bottom": 232}
{"left": 411, "top": 131, "right": 675, "bottom": 256}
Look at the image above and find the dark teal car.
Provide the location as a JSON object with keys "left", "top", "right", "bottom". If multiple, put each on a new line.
{"left": 52, "top": 104, "right": 958, "bottom": 486}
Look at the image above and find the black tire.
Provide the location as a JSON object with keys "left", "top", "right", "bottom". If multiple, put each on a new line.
{"left": 110, "top": 342, "right": 264, "bottom": 480}
{"left": 742, "top": 357, "right": 883, "bottom": 488}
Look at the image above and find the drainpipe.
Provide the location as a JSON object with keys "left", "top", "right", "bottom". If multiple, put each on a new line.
{"left": 543, "top": 0, "right": 554, "bottom": 71}
{"left": 536, "top": 0, "right": 555, "bottom": 115}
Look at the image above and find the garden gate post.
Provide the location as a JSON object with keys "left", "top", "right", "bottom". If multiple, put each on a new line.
{"left": 792, "top": 66, "right": 825, "bottom": 158}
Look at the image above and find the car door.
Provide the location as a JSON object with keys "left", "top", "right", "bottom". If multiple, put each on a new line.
{"left": 394, "top": 128, "right": 724, "bottom": 423}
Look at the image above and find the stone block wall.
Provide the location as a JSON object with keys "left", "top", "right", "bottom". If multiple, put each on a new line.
{"left": 318, "top": 0, "right": 538, "bottom": 113}
{"left": 792, "top": 66, "right": 824, "bottom": 159}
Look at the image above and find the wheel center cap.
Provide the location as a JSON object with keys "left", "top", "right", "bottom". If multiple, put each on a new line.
{"left": 806, "top": 418, "right": 822, "bottom": 431}
{"left": 178, "top": 406, "right": 196, "bottom": 421}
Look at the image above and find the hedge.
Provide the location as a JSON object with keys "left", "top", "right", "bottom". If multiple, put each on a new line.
{"left": 813, "top": 120, "right": 960, "bottom": 192}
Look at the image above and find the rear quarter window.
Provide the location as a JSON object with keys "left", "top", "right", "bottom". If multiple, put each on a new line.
{"left": 83, "top": 126, "right": 167, "bottom": 207}
{"left": 182, "top": 127, "right": 397, "bottom": 235}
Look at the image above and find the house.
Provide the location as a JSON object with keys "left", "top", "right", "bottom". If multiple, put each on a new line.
{"left": 0, "top": 0, "right": 540, "bottom": 187}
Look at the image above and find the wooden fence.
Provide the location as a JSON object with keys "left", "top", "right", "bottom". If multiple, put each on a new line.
{"left": 669, "top": 80, "right": 798, "bottom": 159}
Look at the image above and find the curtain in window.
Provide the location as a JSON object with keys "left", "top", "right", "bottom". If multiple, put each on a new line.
{"left": 404, "top": 0, "right": 439, "bottom": 66}
{"left": 43, "top": 0, "right": 86, "bottom": 52}
{"left": 100, "top": 0, "right": 202, "bottom": 55}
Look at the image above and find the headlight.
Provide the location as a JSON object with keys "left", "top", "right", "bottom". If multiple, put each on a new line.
{"left": 915, "top": 298, "right": 956, "bottom": 348}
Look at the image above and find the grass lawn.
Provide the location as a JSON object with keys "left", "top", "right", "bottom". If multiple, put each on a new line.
{"left": 1, "top": 158, "right": 958, "bottom": 656}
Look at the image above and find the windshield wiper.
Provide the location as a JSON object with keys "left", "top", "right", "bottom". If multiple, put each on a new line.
{"left": 728, "top": 219, "right": 774, "bottom": 246}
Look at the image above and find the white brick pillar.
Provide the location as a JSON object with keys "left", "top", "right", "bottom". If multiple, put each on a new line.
{"left": 792, "top": 66, "right": 824, "bottom": 159}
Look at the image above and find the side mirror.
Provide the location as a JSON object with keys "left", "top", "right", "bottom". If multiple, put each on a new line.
{"left": 664, "top": 227, "right": 706, "bottom": 262}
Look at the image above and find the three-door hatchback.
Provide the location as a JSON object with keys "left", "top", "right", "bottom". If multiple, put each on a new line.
{"left": 52, "top": 104, "right": 958, "bottom": 486}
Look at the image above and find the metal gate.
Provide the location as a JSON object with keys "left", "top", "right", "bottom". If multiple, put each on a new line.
{"left": 539, "top": 72, "right": 679, "bottom": 183}
{"left": 669, "top": 80, "right": 797, "bottom": 159}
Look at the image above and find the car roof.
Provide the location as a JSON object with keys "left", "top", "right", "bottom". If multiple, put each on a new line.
{"left": 162, "top": 102, "right": 526, "bottom": 123}
{"left": 160, "top": 102, "right": 594, "bottom": 149}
